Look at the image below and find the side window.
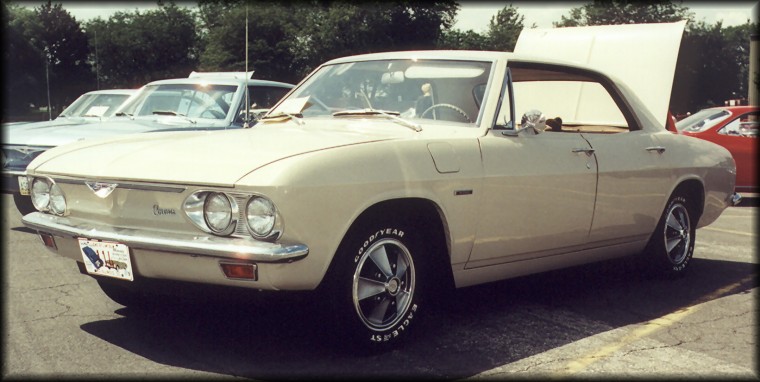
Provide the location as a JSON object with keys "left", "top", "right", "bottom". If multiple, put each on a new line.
{"left": 247, "top": 86, "right": 291, "bottom": 109}
{"left": 718, "top": 111, "right": 759, "bottom": 137}
{"left": 501, "top": 63, "right": 633, "bottom": 134}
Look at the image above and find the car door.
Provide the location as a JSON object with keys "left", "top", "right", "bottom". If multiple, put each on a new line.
{"left": 581, "top": 130, "right": 672, "bottom": 244}
{"left": 467, "top": 128, "right": 598, "bottom": 268}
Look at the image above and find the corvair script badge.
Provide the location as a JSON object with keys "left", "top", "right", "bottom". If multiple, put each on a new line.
{"left": 85, "top": 182, "right": 118, "bottom": 198}
{"left": 153, "top": 205, "right": 176, "bottom": 216}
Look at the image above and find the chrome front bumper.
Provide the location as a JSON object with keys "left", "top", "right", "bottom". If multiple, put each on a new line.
{"left": 22, "top": 212, "right": 308, "bottom": 263}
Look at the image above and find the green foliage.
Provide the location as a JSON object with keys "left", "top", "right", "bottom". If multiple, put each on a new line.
{"left": 437, "top": 28, "right": 491, "bottom": 50}
{"left": 198, "top": 1, "right": 301, "bottom": 83}
{"left": 486, "top": 5, "right": 525, "bottom": 51}
{"left": 438, "top": 3, "right": 525, "bottom": 51}
{"left": 3, "top": 0, "right": 754, "bottom": 120}
{"left": 198, "top": 1, "right": 459, "bottom": 83}
{"left": 4, "top": 1, "right": 94, "bottom": 115}
{"left": 2, "top": 2, "right": 45, "bottom": 116}
{"left": 554, "top": 0, "right": 694, "bottom": 27}
{"left": 84, "top": 2, "right": 200, "bottom": 88}
{"left": 672, "top": 20, "right": 759, "bottom": 113}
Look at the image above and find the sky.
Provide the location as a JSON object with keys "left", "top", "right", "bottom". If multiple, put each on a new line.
{"left": 20, "top": 1, "right": 760, "bottom": 30}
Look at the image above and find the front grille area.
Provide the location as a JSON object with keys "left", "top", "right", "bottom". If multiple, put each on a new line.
{"left": 230, "top": 193, "right": 251, "bottom": 238}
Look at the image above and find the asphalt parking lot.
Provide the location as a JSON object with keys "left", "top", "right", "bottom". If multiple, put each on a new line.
{"left": 2, "top": 193, "right": 757, "bottom": 379}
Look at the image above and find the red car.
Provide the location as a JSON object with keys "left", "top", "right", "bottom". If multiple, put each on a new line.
{"left": 677, "top": 106, "right": 758, "bottom": 195}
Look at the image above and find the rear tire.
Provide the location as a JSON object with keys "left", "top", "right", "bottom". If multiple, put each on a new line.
{"left": 643, "top": 194, "right": 696, "bottom": 278}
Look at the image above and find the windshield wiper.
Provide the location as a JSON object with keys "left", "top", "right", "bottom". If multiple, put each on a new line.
{"left": 114, "top": 112, "right": 132, "bottom": 117}
{"left": 153, "top": 110, "right": 181, "bottom": 116}
{"left": 333, "top": 108, "right": 422, "bottom": 132}
{"left": 152, "top": 110, "right": 197, "bottom": 124}
{"left": 261, "top": 112, "right": 305, "bottom": 125}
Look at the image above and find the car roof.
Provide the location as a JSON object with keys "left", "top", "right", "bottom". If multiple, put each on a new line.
{"left": 142, "top": 76, "right": 293, "bottom": 88}
{"left": 83, "top": 89, "right": 137, "bottom": 95}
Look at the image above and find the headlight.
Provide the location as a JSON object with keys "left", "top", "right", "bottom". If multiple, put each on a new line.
{"left": 49, "top": 183, "right": 67, "bottom": 215}
{"left": 30, "top": 177, "right": 52, "bottom": 211}
{"left": 203, "top": 192, "right": 233, "bottom": 234}
{"left": 246, "top": 196, "right": 276, "bottom": 239}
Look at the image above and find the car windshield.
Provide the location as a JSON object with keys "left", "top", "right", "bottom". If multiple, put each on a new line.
{"left": 676, "top": 108, "right": 731, "bottom": 132}
{"left": 268, "top": 59, "right": 492, "bottom": 126}
{"left": 117, "top": 83, "right": 238, "bottom": 120}
{"left": 59, "top": 93, "right": 132, "bottom": 118}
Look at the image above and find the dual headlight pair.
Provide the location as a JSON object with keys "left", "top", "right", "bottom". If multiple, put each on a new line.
{"left": 184, "top": 191, "right": 279, "bottom": 241}
{"left": 29, "top": 177, "right": 278, "bottom": 242}
{"left": 30, "top": 177, "right": 67, "bottom": 215}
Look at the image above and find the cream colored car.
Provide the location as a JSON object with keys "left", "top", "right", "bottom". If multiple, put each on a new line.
{"left": 22, "top": 22, "right": 740, "bottom": 350}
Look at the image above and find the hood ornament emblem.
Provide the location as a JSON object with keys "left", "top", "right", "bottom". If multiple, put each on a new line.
{"left": 85, "top": 181, "right": 118, "bottom": 198}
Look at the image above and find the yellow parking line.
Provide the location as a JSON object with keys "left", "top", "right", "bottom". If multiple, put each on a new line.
{"left": 700, "top": 226, "right": 756, "bottom": 237}
{"left": 560, "top": 274, "right": 756, "bottom": 375}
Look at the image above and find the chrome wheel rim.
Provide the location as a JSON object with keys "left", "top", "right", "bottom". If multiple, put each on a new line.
{"left": 663, "top": 203, "right": 691, "bottom": 265}
{"left": 352, "top": 238, "right": 415, "bottom": 331}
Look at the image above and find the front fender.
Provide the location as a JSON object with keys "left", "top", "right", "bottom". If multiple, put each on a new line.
{"left": 234, "top": 138, "right": 484, "bottom": 289}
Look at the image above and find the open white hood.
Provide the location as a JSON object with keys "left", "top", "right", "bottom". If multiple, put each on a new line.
{"left": 514, "top": 21, "right": 686, "bottom": 126}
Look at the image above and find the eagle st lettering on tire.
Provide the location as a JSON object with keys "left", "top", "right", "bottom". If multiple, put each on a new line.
{"left": 331, "top": 220, "right": 429, "bottom": 350}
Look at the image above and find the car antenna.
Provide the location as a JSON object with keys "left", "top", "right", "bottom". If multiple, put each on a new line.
{"left": 243, "top": 4, "right": 252, "bottom": 129}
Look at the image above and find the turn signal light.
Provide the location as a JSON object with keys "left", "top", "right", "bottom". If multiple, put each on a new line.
{"left": 39, "top": 233, "right": 57, "bottom": 250}
{"left": 220, "top": 262, "right": 257, "bottom": 280}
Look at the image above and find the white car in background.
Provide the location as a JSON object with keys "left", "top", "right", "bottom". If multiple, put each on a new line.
{"left": 3, "top": 72, "right": 293, "bottom": 215}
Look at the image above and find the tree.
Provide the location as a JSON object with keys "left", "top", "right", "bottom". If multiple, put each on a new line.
{"left": 198, "top": 1, "right": 460, "bottom": 83}
{"left": 671, "top": 20, "right": 759, "bottom": 113}
{"left": 198, "top": 1, "right": 302, "bottom": 83}
{"left": 437, "top": 28, "right": 491, "bottom": 50}
{"left": 438, "top": 4, "right": 527, "bottom": 51}
{"left": 10, "top": 1, "right": 94, "bottom": 115}
{"left": 295, "top": 1, "right": 459, "bottom": 76}
{"left": 486, "top": 4, "right": 527, "bottom": 51}
{"left": 2, "top": 2, "right": 45, "bottom": 118}
{"left": 554, "top": 0, "right": 694, "bottom": 27}
{"left": 85, "top": 2, "right": 200, "bottom": 88}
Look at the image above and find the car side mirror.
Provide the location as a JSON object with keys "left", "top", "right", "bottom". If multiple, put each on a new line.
{"left": 502, "top": 110, "right": 545, "bottom": 136}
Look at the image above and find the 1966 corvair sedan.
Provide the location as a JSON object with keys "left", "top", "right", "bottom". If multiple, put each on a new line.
{"left": 21, "top": 22, "right": 740, "bottom": 350}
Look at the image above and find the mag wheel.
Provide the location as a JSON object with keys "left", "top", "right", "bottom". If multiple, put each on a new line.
{"left": 644, "top": 194, "right": 696, "bottom": 278}
{"left": 327, "top": 218, "right": 435, "bottom": 352}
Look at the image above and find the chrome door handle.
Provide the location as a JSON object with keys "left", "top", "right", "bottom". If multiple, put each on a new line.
{"left": 572, "top": 148, "right": 595, "bottom": 156}
{"left": 646, "top": 146, "right": 666, "bottom": 154}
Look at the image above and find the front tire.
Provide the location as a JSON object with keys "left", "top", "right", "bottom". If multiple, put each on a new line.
{"left": 326, "top": 219, "right": 435, "bottom": 351}
{"left": 644, "top": 194, "right": 696, "bottom": 278}
{"left": 13, "top": 193, "right": 36, "bottom": 216}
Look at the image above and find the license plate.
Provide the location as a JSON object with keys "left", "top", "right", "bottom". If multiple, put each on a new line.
{"left": 78, "top": 238, "right": 134, "bottom": 281}
{"left": 18, "top": 176, "right": 29, "bottom": 195}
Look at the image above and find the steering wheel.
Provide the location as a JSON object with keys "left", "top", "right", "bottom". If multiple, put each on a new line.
{"left": 200, "top": 109, "right": 226, "bottom": 119}
{"left": 421, "top": 103, "right": 472, "bottom": 123}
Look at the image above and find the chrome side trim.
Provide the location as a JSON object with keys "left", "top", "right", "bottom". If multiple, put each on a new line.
{"left": 2, "top": 170, "right": 26, "bottom": 176}
{"left": 46, "top": 177, "right": 187, "bottom": 193}
{"left": 22, "top": 212, "right": 308, "bottom": 263}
